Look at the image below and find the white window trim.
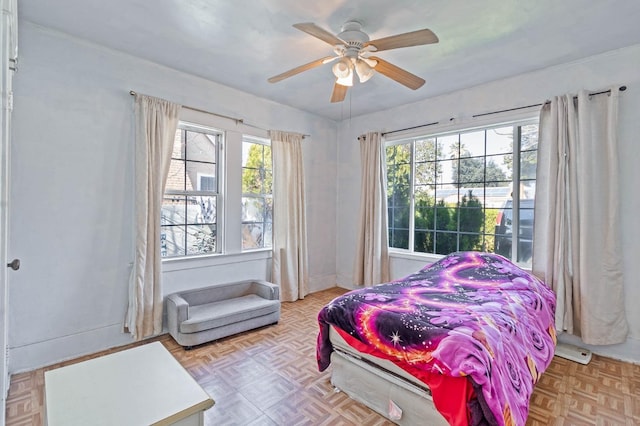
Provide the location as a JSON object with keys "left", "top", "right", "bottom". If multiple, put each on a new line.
{"left": 162, "top": 108, "right": 272, "bottom": 269}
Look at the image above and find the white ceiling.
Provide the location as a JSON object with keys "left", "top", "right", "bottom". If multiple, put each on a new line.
{"left": 19, "top": 0, "right": 640, "bottom": 121}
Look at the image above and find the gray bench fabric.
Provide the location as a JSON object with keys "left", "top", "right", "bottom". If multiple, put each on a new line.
{"left": 167, "top": 280, "right": 281, "bottom": 347}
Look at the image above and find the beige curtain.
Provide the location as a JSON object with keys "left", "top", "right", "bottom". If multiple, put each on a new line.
{"left": 353, "top": 131, "right": 390, "bottom": 286}
{"left": 126, "top": 94, "right": 181, "bottom": 340}
{"left": 269, "top": 130, "right": 309, "bottom": 301}
{"left": 532, "top": 88, "right": 628, "bottom": 345}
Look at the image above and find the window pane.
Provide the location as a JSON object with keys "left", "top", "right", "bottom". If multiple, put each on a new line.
{"left": 186, "top": 131, "right": 217, "bottom": 163}
{"left": 186, "top": 224, "right": 216, "bottom": 255}
{"left": 389, "top": 229, "right": 409, "bottom": 250}
{"left": 460, "top": 130, "right": 485, "bottom": 157}
{"left": 415, "top": 138, "right": 436, "bottom": 162}
{"left": 437, "top": 159, "right": 456, "bottom": 185}
{"left": 457, "top": 157, "right": 485, "bottom": 185}
{"left": 161, "top": 226, "right": 185, "bottom": 257}
{"left": 486, "top": 154, "right": 512, "bottom": 182}
{"left": 387, "top": 144, "right": 411, "bottom": 165}
{"left": 460, "top": 233, "right": 482, "bottom": 251}
{"left": 414, "top": 230, "right": 434, "bottom": 253}
{"left": 242, "top": 168, "right": 261, "bottom": 193}
{"left": 388, "top": 163, "right": 411, "bottom": 186}
{"left": 187, "top": 195, "right": 216, "bottom": 225}
{"left": 166, "top": 159, "right": 186, "bottom": 191}
{"left": 171, "top": 130, "right": 185, "bottom": 160}
{"left": 162, "top": 196, "right": 186, "bottom": 226}
{"left": 435, "top": 232, "right": 456, "bottom": 254}
{"left": 264, "top": 222, "right": 273, "bottom": 249}
{"left": 486, "top": 127, "right": 513, "bottom": 155}
{"left": 391, "top": 206, "right": 410, "bottom": 228}
{"left": 520, "top": 150, "right": 537, "bottom": 180}
{"left": 435, "top": 206, "right": 451, "bottom": 231}
{"left": 389, "top": 184, "right": 410, "bottom": 208}
{"left": 437, "top": 134, "right": 459, "bottom": 159}
{"left": 518, "top": 203, "right": 534, "bottom": 265}
{"left": 242, "top": 196, "right": 265, "bottom": 222}
{"left": 520, "top": 125, "right": 538, "bottom": 151}
{"left": 243, "top": 223, "right": 267, "bottom": 250}
{"left": 186, "top": 162, "right": 216, "bottom": 192}
{"left": 242, "top": 139, "right": 272, "bottom": 251}
{"left": 459, "top": 206, "right": 484, "bottom": 232}
{"left": 415, "top": 162, "right": 436, "bottom": 185}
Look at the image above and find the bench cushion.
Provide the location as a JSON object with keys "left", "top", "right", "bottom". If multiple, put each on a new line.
{"left": 179, "top": 294, "right": 280, "bottom": 334}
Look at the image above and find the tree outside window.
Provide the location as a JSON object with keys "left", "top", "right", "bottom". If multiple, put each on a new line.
{"left": 242, "top": 138, "right": 272, "bottom": 250}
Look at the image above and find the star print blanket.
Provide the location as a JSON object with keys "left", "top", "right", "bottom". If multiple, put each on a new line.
{"left": 317, "top": 252, "right": 556, "bottom": 426}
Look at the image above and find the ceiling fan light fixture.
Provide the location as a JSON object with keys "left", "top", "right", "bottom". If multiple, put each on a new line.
{"left": 332, "top": 58, "right": 352, "bottom": 78}
{"left": 335, "top": 72, "right": 353, "bottom": 87}
{"left": 355, "top": 59, "right": 375, "bottom": 83}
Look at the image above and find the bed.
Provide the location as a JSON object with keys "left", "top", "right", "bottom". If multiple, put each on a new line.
{"left": 317, "top": 251, "right": 556, "bottom": 426}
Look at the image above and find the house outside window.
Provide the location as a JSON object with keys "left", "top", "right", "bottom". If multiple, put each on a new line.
{"left": 161, "top": 123, "right": 221, "bottom": 257}
{"left": 241, "top": 137, "right": 272, "bottom": 250}
{"left": 386, "top": 120, "right": 538, "bottom": 266}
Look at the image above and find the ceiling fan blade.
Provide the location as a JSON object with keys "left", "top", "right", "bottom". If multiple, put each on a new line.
{"left": 365, "top": 29, "right": 438, "bottom": 52}
{"left": 268, "top": 56, "right": 334, "bottom": 83}
{"left": 293, "top": 23, "right": 344, "bottom": 46}
{"left": 369, "top": 56, "right": 425, "bottom": 90}
{"left": 330, "top": 82, "right": 348, "bottom": 103}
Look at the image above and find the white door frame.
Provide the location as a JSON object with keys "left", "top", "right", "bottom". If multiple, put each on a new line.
{"left": 0, "top": 0, "right": 17, "bottom": 424}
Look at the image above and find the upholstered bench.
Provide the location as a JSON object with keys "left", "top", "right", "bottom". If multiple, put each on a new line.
{"left": 166, "top": 280, "right": 280, "bottom": 348}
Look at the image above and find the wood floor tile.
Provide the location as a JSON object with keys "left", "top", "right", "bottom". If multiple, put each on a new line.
{"left": 5, "top": 286, "right": 640, "bottom": 425}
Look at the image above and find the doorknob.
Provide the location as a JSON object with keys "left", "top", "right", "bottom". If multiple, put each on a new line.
{"left": 7, "top": 259, "right": 20, "bottom": 271}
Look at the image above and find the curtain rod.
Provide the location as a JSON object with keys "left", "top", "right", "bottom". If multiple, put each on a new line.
{"left": 379, "top": 85, "right": 627, "bottom": 137}
{"left": 129, "top": 90, "right": 310, "bottom": 138}
{"left": 381, "top": 121, "right": 439, "bottom": 137}
{"left": 472, "top": 85, "right": 627, "bottom": 118}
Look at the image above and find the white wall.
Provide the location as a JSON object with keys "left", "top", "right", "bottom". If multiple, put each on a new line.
{"left": 336, "top": 45, "right": 640, "bottom": 363}
{"left": 8, "top": 22, "right": 338, "bottom": 372}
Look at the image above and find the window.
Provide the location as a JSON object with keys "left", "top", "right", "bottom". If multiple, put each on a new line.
{"left": 386, "top": 121, "right": 538, "bottom": 266}
{"left": 241, "top": 137, "right": 272, "bottom": 250}
{"left": 161, "top": 123, "right": 221, "bottom": 257}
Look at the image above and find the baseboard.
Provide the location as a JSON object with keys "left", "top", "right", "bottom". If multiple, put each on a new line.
{"left": 554, "top": 342, "right": 592, "bottom": 364}
{"left": 557, "top": 333, "right": 640, "bottom": 365}
{"left": 8, "top": 323, "right": 134, "bottom": 374}
{"left": 309, "top": 274, "right": 337, "bottom": 293}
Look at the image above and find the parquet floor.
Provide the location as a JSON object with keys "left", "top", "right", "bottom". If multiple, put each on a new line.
{"left": 6, "top": 287, "right": 640, "bottom": 425}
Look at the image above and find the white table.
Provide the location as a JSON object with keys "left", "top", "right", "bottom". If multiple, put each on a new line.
{"left": 44, "top": 341, "right": 214, "bottom": 426}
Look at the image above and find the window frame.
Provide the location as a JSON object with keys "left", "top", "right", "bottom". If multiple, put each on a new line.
{"left": 385, "top": 118, "right": 538, "bottom": 266}
{"left": 161, "top": 121, "right": 223, "bottom": 259}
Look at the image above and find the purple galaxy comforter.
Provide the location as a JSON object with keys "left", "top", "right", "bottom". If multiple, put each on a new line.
{"left": 317, "top": 251, "right": 556, "bottom": 426}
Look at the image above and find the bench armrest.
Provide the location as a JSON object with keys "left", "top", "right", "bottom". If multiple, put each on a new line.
{"left": 166, "top": 293, "right": 189, "bottom": 339}
{"left": 251, "top": 280, "right": 280, "bottom": 301}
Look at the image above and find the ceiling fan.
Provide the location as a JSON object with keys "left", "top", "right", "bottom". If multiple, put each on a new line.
{"left": 268, "top": 21, "right": 439, "bottom": 103}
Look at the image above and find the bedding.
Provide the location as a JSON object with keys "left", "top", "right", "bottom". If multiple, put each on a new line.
{"left": 317, "top": 251, "right": 556, "bottom": 426}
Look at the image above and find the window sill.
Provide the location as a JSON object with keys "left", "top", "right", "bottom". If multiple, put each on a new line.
{"left": 388, "top": 249, "right": 444, "bottom": 264}
{"left": 389, "top": 249, "right": 533, "bottom": 272}
{"left": 162, "top": 249, "right": 272, "bottom": 272}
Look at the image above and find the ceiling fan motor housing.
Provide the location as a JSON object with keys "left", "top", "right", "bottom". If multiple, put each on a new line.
{"left": 338, "top": 21, "right": 369, "bottom": 57}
